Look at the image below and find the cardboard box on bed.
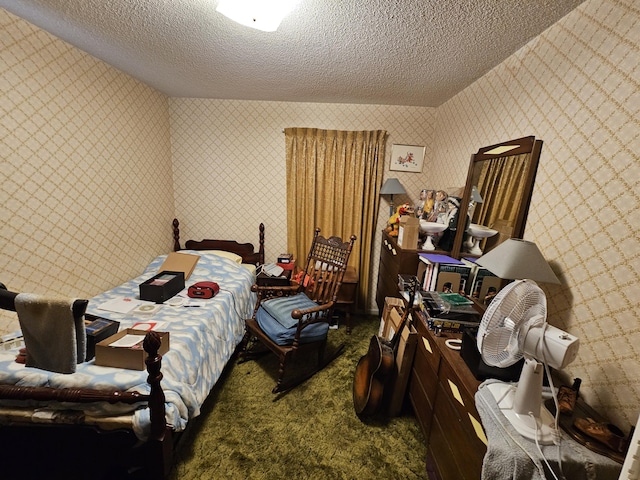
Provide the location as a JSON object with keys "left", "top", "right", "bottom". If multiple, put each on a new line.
{"left": 139, "top": 270, "right": 185, "bottom": 303}
{"left": 95, "top": 328, "right": 170, "bottom": 370}
{"left": 158, "top": 251, "right": 200, "bottom": 280}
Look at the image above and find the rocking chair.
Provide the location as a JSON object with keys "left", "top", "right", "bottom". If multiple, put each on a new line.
{"left": 242, "top": 228, "right": 356, "bottom": 393}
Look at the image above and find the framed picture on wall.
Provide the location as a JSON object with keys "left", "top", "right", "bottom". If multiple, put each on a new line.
{"left": 390, "top": 144, "right": 425, "bottom": 172}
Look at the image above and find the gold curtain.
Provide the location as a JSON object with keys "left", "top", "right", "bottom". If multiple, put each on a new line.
{"left": 474, "top": 153, "right": 529, "bottom": 246}
{"left": 284, "top": 128, "right": 388, "bottom": 309}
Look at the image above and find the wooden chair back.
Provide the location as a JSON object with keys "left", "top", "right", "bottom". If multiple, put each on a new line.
{"left": 299, "top": 229, "right": 356, "bottom": 306}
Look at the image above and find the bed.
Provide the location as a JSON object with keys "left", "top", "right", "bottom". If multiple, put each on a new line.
{"left": 0, "top": 219, "right": 265, "bottom": 479}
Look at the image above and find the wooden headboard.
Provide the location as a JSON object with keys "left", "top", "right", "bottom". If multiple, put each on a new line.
{"left": 172, "top": 218, "right": 265, "bottom": 266}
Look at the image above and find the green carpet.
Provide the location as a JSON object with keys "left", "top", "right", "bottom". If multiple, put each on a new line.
{"left": 169, "top": 315, "right": 427, "bottom": 479}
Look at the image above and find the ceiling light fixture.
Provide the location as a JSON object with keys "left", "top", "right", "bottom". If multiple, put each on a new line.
{"left": 216, "top": 0, "right": 300, "bottom": 32}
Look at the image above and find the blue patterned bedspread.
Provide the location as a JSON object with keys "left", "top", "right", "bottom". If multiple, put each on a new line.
{"left": 0, "top": 251, "right": 255, "bottom": 440}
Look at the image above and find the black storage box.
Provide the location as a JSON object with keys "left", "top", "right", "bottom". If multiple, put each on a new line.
{"left": 139, "top": 271, "right": 185, "bottom": 303}
{"left": 460, "top": 328, "right": 524, "bottom": 382}
{"left": 84, "top": 315, "right": 120, "bottom": 361}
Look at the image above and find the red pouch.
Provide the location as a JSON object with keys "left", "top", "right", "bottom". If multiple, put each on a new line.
{"left": 188, "top": 281, "right": 219, "bottom": 299}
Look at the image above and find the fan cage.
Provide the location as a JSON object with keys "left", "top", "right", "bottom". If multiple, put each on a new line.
{"left": 478, "top": 280, "right": 547, "bottom": 367}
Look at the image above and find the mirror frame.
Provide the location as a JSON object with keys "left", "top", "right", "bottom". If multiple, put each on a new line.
{"left": 450, "top": 136, "right": 543, "bottom": 258}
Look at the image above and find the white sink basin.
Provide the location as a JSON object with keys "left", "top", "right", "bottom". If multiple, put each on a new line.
{"left": 419, "top": 220, "right": 447, "bottom": 250}
{"left": 465, "top": 224, "right": 498, "bottom": 255}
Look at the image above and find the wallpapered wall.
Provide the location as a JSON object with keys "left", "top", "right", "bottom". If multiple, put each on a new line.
{"left": 1, "top": 10, "right": 174, "bottom": 330}
{"left": 1, "top": 0, "right": 638, "bottom": 430}
{"left": 431, "top": 0, "right": 639, "bottom": 431}
{"left": 169, "top": 99, "right": 437, "bottom": 304}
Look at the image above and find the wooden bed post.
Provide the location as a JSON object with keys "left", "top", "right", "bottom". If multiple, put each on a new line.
{"left": 258, "top": 223, "right": 265, "bottom": 265}
{"left": 144, "top": 331, "right": 173, "bottom": 478}
{"left": 172, "top": 218, "right": 181, "bottom": 251}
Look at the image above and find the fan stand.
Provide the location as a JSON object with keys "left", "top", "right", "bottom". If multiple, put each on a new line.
{"left": 486, "top": 357, "right": 557, "bottom": 445}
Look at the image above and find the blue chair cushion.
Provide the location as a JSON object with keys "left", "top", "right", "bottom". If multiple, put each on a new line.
{"left": 261, "top": 293, "right": 320, "bottom": 328}
{"left": 256, "top": 293, "right": 329, "bottom": 346}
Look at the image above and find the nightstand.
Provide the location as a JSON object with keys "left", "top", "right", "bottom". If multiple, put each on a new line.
{"left": 336, "top": 266, "right": 358, "bottom": 333}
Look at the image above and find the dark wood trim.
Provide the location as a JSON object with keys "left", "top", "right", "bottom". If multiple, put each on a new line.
{"left": 173, "top": 218, "right": 265, "bottom": 265}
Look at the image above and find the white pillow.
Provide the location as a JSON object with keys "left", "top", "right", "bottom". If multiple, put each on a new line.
{"left": 198, "top": 250, "right": 243, "bottom": 264}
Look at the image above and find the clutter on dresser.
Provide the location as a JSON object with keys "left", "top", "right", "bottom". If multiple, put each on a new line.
{"left": 421, "top": 290, "right": 481, "bottom": 326}
{"left": 545, "top": 393, "right": 631, "bottom": 465}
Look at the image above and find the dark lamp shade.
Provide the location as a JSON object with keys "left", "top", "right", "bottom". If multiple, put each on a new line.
{"left": 380, "top": 178, "right": 406, "bottom": 196}
{"left": 476, "top": 238, "right": 560, "bottom": 284}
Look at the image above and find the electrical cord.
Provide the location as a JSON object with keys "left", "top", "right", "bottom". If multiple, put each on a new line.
{"left": 530, "top": 411, "right": 563, "bottom": 480}
{"left": 218, "top": 287, "right": 246, "bottom": 320}
{"left": 537, "top": 322, "right": 566, "bottom": 479}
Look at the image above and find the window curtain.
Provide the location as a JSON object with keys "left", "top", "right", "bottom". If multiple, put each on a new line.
{"left": 284, "top": 128, "right": 388, "bottom": 309}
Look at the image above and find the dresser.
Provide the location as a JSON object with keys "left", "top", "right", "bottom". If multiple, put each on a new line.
{"left": 375, "top": 231, "right": 420, "bottom": 312}
{"left": 409, "top": 310, "right": 486, "bottom": 480}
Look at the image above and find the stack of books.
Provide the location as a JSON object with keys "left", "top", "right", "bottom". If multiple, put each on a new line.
{"left": 418, "top": 253, "right": 472, "bottom": 294}
{"left": 461, "top": 257, "right": 501, "bottom": 302}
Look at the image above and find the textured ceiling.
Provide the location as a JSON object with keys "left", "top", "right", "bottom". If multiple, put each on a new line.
{"left": 2, "top": 0, "right": 585, "bottom": 107}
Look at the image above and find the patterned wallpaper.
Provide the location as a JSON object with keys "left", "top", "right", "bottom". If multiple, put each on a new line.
{"left": 1, "top": 0, "right": 639, "bottom": 431}
{"left": 1, "top": 10, "right": 174, "bottom": 331}
{"left": 169, "top": 99, "right": 436, "bottom": 304}
{"left": 432, "top": 0, "right": 640, "bottom": 430}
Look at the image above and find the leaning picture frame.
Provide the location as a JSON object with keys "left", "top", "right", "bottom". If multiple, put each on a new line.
{"left": 390, "top": 144, "right": 425, "bottom": 173}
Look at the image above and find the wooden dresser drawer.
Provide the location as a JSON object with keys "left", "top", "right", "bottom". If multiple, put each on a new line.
{"left": 408, "top": 342, "right": 439, "bottom": 438}
{"left": 409, "top": 368, "right": 434, "bottom": 440}
{"left": 429, "top": 380, "right": 485, "bottom": 480}
{"left": 438, "top": 360, "right": 488, "bottom": 455}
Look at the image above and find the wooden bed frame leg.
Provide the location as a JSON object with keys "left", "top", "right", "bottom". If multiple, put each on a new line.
{"left": 144, "top": 331, "right": 173, "bottom": 478}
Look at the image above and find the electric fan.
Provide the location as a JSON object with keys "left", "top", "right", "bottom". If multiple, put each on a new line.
{"left": 477, "top": 279, "right": 580, "bottom": 444}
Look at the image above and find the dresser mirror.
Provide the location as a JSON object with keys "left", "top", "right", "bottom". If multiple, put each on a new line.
{"left": 451, "top": 136, "right": 543, "bottom": 258}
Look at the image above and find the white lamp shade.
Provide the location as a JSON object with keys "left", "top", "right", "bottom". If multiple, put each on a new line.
{"left": 476, "top": 238, "right": 560, "bottom": 284}
{"left": 380, "top": 178, "right": 406, "bottom": 196}
{"left": 216, "top": 0, "right": 299, "bottom": 32}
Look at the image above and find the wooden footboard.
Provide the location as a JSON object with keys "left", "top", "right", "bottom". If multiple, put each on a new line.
{"left": 0, "top": 331, "right": 172, "bottom": 479}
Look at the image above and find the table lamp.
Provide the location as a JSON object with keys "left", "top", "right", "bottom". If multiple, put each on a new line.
{"left": 476, "top": 238, "right": 560, "bottom": 284}
{"left": 380, "top": 178, "right": 406, "bottom": 217}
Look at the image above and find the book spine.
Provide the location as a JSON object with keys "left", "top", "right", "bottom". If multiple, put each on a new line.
{"left": 471, "top": 268, "right": 496, "bottom": 298}
{"left": 438, "top": 264, "right": 472, "bottom": 294}
{"left": 422, "top": 264, "right": 434, "bottom": 290}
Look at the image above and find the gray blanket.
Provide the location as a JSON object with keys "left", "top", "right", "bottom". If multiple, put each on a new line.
{"left": 475, "top": 379, "right": 621, "bottom": 480}
{"left": 15, "top": 293, "right": 85, "bottom": 374}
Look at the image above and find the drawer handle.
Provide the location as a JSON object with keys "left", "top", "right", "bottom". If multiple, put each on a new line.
{"left": 422, "top": 337, "right": 433, "bottom": 354}
{"left": 469, "top": 413, "right": 488, "bottom": 446}
{"left": 448, "top": 379, "right": 464, "bottom": 407}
